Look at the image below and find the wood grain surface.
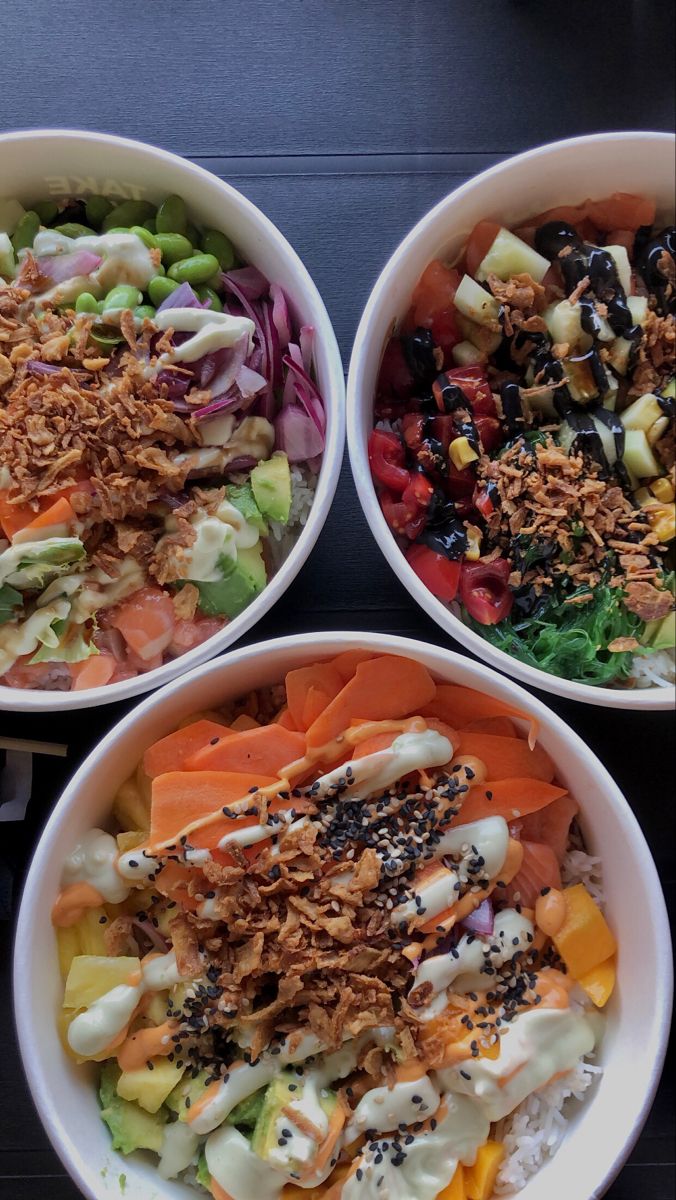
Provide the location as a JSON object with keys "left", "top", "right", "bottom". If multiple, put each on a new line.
{"left": 1, "top": 0, "right": 674, "bottom": 1196}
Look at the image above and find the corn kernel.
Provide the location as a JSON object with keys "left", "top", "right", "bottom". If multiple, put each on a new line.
{"left": 652, "top": 505, "right": 675, "bottom": 543}
{"left": 634, "top": 487, "right": 653, "bottom": 507}
{"left": 465, "top": 523, "right": 482, "bottom": 561}
{"left": 650, "top": 476, "right": 675, "bottom": 504}
{"left": 449, "top": 436, "right": 479, "bottom": 470}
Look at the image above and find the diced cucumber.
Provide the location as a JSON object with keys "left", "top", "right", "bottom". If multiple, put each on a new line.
{"left": 455, "top": 311, "right": 502, "bottom": 352}
{"left": 454, "top": 274, "right": 500, "bottom": 328}
{"left": 0, "top": 232, "right": 15, "bottom": 279}
{"left": 475, "top": 227, "right": 550, "bottom": 284}
{"left": 620, "top": 392, "right": 662, "bottom": 433}
{"left": 451, "top": 339, "right": 487, "bottom": 367}
{"left": 0, "top": 198, "right": 26, "bottom": 235}
{"left": 563, "top": 355, "right": 599, "bottom": 403}
{"left": 602, "top": 370, "right": 619, "bottom": 410}
{"left": 627, "top": 295, "right": 648, "bottom": 326}
{"left": 648, "top": 415, "right": 670, "bottom": 446}
{"left": 607, "top": 336, "right": 633, "bottom": 376}
{"left": 544, "top": 300, "right": 584, "bottom": 349}
{"left": 605, "top": 245, "right": 632, "bottom": 295}
{"left": 623, "top": 429, "right": 661, "bottom": 478}
{"left": 661, "top": 377, "right": 675, "bottom": 400}
{"left": 591, "top": 415, "right": 618, "bottom": 465}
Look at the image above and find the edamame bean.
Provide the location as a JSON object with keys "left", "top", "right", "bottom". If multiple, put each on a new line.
{"left": 103, "top": 284, "right": 143, "bottom": 310}
{"left": 32, "top": 200, "right": 59, "bottom": 225}
{"left": 148, "top": 275, "right": 180, "bottom": 306}
{"left": 85, "top": 195, "right": 114, "bottom": 228}
{"left": 143, "top": 218, "right": 157, "bottom": 234}
{"left": 156, "top": 194, "right": 187, "bottom": 235}
{"left": 130, "top": 225, "right": 158, "bottom": 250}
{"left": 196, "top": 285, "right": 223, "bottom": 312}
{"left": 134, "top": 304, "right": 156, "bottom": 322}
{"left": 90, "top": 329, "right": 123, "bottom": 353}
{"left": 155, "top": 232, "right": 193, "bottom": 265}
{"left": 102, "top": 200, "right": 156, "bottom": 233}
{"left": 201, "top": 229, "right": 236, "bottom": 271}
{"left": 75, "top": 292, "right": 101, "bottom": 314}
{"left": 185, "top": 222, "right": 200, "bottom": 247}
{"left": 168, "top": 253, "right": 220, "bottom": 285}
{"left": 54, "top": 223, "right": 96, "bottom": 239}
{"left": 11, "top": 210, "right": 40, "bottom": 253}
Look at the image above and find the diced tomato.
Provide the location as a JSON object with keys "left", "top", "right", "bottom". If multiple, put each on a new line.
{"left": 71, "top": 654, "right": 116, "bottom": 691}
{"left": 401, "top": 413, "right": 426, "bottom": 451}
{"left": 475, "top": 415, "right": 502, "bottom": 454}
{"left": 402, "top": 471, "right": 433, "bottom": 511}
{"left": 380, "top": 490, "right": 427, "bottom": 540}
{"left": 586, "top": 192, "right": 655, "bottom": 232}
{"left": 409, "top": 261, "right": 461, "bottom": 327}
{"left": 368, "top": 429, "right": 410, "bottom": 494}
{"left": 429, "top": 307, "right": 461, "bottom": 364}
{"left": 376, "top": 337, "right": 414, "bottom": 401}
{"left": 465, "top": 220, "right": 502, "bottom": 278}
{"left": 460, "top": 557, "right": 513, "bottom": 625}
{"left": 406, "top": 544, "right": 461, "bottom": 602}
{"left": 110, "top": 586, "right": 176, "bottom": 663}
{"left": 170, "top": 616, "right": 225, "bottom": 654}
{"left": 0, "top": 658, "right": 73, "bottom": 690}
{"left": 429, "top": 414, "right": 456, "bottom": 454}
{"left": 453, "top": 497, "right": 475, "bottom": 519}
{"left": 473, "top": 485, "right": 496, "bottom": 520}
{"left": 443, "top": 460, "right": 477, "bottom": 499}
{"left": 443, "top": 365, "right": 497, "bottom": 416}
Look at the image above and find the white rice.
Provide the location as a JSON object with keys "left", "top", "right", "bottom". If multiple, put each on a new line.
{"left": 266, "top": 464, "right": 317, "bottom": 569}
{"left": 493, "top": 846, "right": 606, "bottom": 1194}
{"left": 631, "top": 645, "right": 676, "bottom": 688}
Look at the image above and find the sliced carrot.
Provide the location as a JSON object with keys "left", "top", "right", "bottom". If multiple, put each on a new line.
{"left": 143, "top": 720, "right": 233, "bottom": 779}
{"left": 422, "top": 685, "right": 538, "bottom": 747}
{"left": 21, "top": 495, "right": 76, "bottom": 533}
{"left": 275, "top": 707, "right": 299, "bottom": 730}
{"left": 306, "top": 655, "right": 436, "bottom": 748}
{"left": 351, "top": 731, "right": 400, "bottom": 758}
{"left": 149, "top": 770, "right": 277, "bottom": 848}
{"left": 0, "top": 478, "right": 87, "bottom": 539}
{"left": 515, "top": 794, "right": 580, "bottom": 862}
{"left": 153, "top": 861, "right": 201, "bottom": 911}
{"left": 285, "top": 663, "right": 344, "bottom": 729}
{"left": 71, "top": 654, "right": 115, "bottom": 691}
{"left": 504, "top": 840, "right": 561, "bottom": 908}
{"left": 330, "top": 649, "right": 375, "bottom": 681}
{"left": 454, "top": 732, "right": 555, "bottom": 782}
{"left": 185, "top": 724, "right": 306, "bottom": 776}
{"left": 230, "top": 714, "right": 261, "bottom": 732}
{"left": 451, "top": 778, "right": 568, "bottom": 826}
{"left": 462, "top": 716, "right": 518, "bottom": 738}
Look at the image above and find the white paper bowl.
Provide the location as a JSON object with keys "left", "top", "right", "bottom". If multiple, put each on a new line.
{"left": 347, "top": 131, "right": 676, "bottom": 709}
{"left": 0, "top": 129, "right": 345, "bottom": 711}
{"left": 14, "top": 631, "right": 672, "bottom": 1200}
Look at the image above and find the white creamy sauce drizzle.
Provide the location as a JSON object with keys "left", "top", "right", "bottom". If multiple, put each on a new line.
{"left": 436, "top": 1007, "right": 597, "bottom": 1122}
{"left": 0, "top": 598, "right": 70, "bottom": 674}
{"left": 117, "top": 847, "right": 158, "bottom": 882}
{"left": 153, "top": 307, "right": 255, "bottom": 363}
{"left": 159, "top": 498, "right": 260, "bottom": 584}
{"left": 346, "top": 1074, "right": 440, "bottom": 1143}
{"left": 308, "top": 730, "right": 453, "bottom": 805}
{"left": 392, "top": 816, "right": 509, "bottom": 927}
{"left": 411, "top": 908, "right": 534, "bottom": 1018}
{"left": 62, "top": 828, "right": 130, "bottom": 903}
{"left": 205, "top": 1124, "right": 284, "bottom": 1200}
{"left": 29, "top": 230, "right": 155, "bottom": 302}
{"left": 157, "top": 1120, "right": 200, "bottom": 1180}
{"left": 67, "top": 950, "right": 187, "bottom": 1057}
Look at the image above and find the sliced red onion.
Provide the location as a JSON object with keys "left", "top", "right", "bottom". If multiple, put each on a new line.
{"left": 220, "top": 278, "right": 269, "bottom": 391}
{"left": 131, "top": 918, "right": 169, "bottom": 954}
{"left": 26, "top": 360, "right": 90, "bottom": 380}
{"left": 224, "top": 455, "right": 257, "bottom": 473}
{"left": 155, "top": 367, "right": 193, "bottom": 400}
{"left": 275, "top": 404, "right": 324, "bottom": 461}
{"left": 282, "top": 342, "right": 303, "bottom": 407}
{"left": 299, "top": 324, "right": 315, "bottom": 373}
{"left": 282, "top": 353, "right": 326, "bottom": 434}
{"left": 207, "top": 333, "right": 249, "bottom": 400}
{"left": 270, "top": 283, "right": 291, "bottom": 350}
{"left": 236, "top": 363, "right": 267, "bottom": 398}
{"left": 36, "top": 249, "right": 102, "bottom": 284}
{"left": 157, "top": 282, "right": 206, "bottom": 312}
{"left": 460, "top": 898, "right": 494, "bottom": 936}
{"left": 222, "top": 266, "right": 269, "bottom": 301}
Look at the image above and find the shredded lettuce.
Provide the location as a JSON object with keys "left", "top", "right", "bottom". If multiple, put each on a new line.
{"left": 0, "top": 583, "right": 22, "bottom": 625}
{"left": 0, "top": 537, "right": 85, "bottom": 590}
{"left": 29, "top": 618, "right": 98, "bottom": 664}
{"left": 466, "top": 585, "right": 646, "bottom": 685}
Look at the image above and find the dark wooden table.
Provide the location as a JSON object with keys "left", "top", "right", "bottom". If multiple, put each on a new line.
{"left": 1, "top": 1, "right": 674, "bottom": 1196}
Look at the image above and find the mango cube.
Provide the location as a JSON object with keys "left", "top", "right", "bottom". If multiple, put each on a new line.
{"left": 552, "top": 884, "right": 616, "bottom": 980}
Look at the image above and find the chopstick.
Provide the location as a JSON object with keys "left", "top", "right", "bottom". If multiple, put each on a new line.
{"left": 0, "top": 737, "right": 68, "bottom": 758}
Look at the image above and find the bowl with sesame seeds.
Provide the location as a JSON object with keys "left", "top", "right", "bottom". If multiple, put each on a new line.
{"left": 14, "top": 631, "right": 671, "bottom": 1199}
{"left": 348, "top": 131, "right": 676, "bottom": 709}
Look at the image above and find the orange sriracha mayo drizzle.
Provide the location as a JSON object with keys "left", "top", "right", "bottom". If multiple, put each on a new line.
{"left": 51, "top": 881, "right": 104, "bottom": 927}
{"left": 116, "top": 1018, "right": 179, "bottom": 1073}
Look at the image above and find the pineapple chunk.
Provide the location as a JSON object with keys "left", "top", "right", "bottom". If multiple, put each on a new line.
{"left": 475, "top": 227, "right": 550, "bottom": 284}
{"left": 117, "top": 1056, "right": 186, "bottom": 1114}
{"left": 66, "top": 906, "right": 110, "bottom": 957}
{"left": 623, "top": 429, "right": 661, "bottom": 479}
{"left": 56, "top": 925, "right": 82, "bottom": 982}
{"left": 620, "top": 392, "right": 663, "bottom": 433}
{"left": 605, "top": 245, "right": 632, "bottom": 295}
{"left": 63, "top": 955, "right": 140, "bottom": 1010}
{"left": 116, "top": 830, "right": 146, "bottom": 854}
{"left": 113, "top": 774, "right": 150, "bottom": 833}
{"left": 454, "top": 275, "right": 500, "bottom": 328}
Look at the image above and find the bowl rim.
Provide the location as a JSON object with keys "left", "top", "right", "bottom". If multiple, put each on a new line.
{"left": 0, "top": 127, "right": 346, "bottom": 712}
{"left": 346, "top": 129, "right": 676, "bottom": 710}
{"left": 13, "top": 629, "right": 674, "bottom": 1200}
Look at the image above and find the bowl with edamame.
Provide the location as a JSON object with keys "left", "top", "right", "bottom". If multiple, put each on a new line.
{"left": 0, "top": 129, "right": 344, "bottom": 711}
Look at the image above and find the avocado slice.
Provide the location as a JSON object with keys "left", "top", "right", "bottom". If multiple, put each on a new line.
{"left": 228, "top": 1086, "right": 266, "bottom": 1131}
{"left": 196, "top": 1147, "right": 211, "bottom": 1189}
{"left": 165, "top": 1068, "right": 210, "bottom": 1121}
{"left": 652, "top": 610, "right": 675, "bottom": 651}
{"left": 226, "top": 481, "right": 268, "bottom": 536}
{"left": 99, "top": 1063, "right": 166, "bottom": 1155}
{"left": 251, "top": 1071, "right": 337, "bottom": 1167}
{"left": 193, "top": 541, "right": 267, "bottom": 619}
{"left": 251, "top": 452, "right": 292, "bottom": 523}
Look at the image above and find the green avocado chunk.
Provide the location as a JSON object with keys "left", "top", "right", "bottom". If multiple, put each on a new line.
{"left": 251, "top": 1071, "right": 337, "bottom": 1164}
{"left": 99, "top": 1063, "right": 166, "bottom": 1155}
{"left": 193, "top": 541, "right": 267, "bottom": 619}
{"left": 228, "top": 1086, "right": 266, "bottom": 1131}
{"left": 226, "top": 481, "right": 268, "bottom": 535}
{"left": 165, "top": 1068, "right": 210, "bottom": 1121}
{"left": 652, "top": 610, "right": 675, "bottom": 650}
{"left": 251, "top": 452, "right": 292, "bottom": 523}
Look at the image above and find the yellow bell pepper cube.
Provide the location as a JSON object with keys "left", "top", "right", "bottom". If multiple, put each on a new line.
{"left": 465, "top": 1141, "right": 505, "bottom": 1200}
{"left": 650, "top": 476, "right": 675, "bottom": 504}
{"left": 552, "top": 884, "right": 616, "bottom": 980}
{"left": 437, "top": 1164, "right": 466, "bottom": 1200}
{"left": 578, "top": 955, "right": 616, "bottom": 1008}
{"left": 449, "top": 436, "right": 479, "bottom": 470}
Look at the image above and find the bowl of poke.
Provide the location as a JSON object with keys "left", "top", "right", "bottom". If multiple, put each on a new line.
{"left": 0, "top": 129, "right": 344, "bottom": 710}
{"left": 14, "top": 631, "right": 672, "bottom": 1200}
{"left": 348, "top": 132, "right": 675, "bottom": 708}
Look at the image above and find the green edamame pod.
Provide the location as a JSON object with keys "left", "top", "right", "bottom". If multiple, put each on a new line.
{"left": 168, "top": 253, "right": 220, "bottom": 286}
{"left": 85, "top": 195, "right": 114, "bottom": 228}
{"left": 134, "top": 305, "right": 156, "bottom": 322}
{"left": 196, "top": 285, "right": 223, "bottom": 312}
{"left": 32, "top": 200, "right": 59, "bottom": 225}
{"left": 11, "top": 210, "right": 40, "bottom": 253}
{"left": 148, "top": 275, "right": 180, "bottom": 307}
{"left": 155, "top": 232, "right": 193, "bottom": 266}
{"left": 156, "top": 194, "right": 187, "bottom": 235}
{"left": 103, "top": 284, "right": 143, "bottom": 310}
{"left": 102, "top": 200, "right": 156, "bottom": 233}
{"left": 54, "top": 223, "right": 97, "bottom": 239}
{"left": 130, "top": 225, "right": 159, "bottom": 250}
{"left": 75, "top": 292, "right": 101, "bottom": 315}
{"left": 201, "top": 229, "right": 236, "bottom": 271}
